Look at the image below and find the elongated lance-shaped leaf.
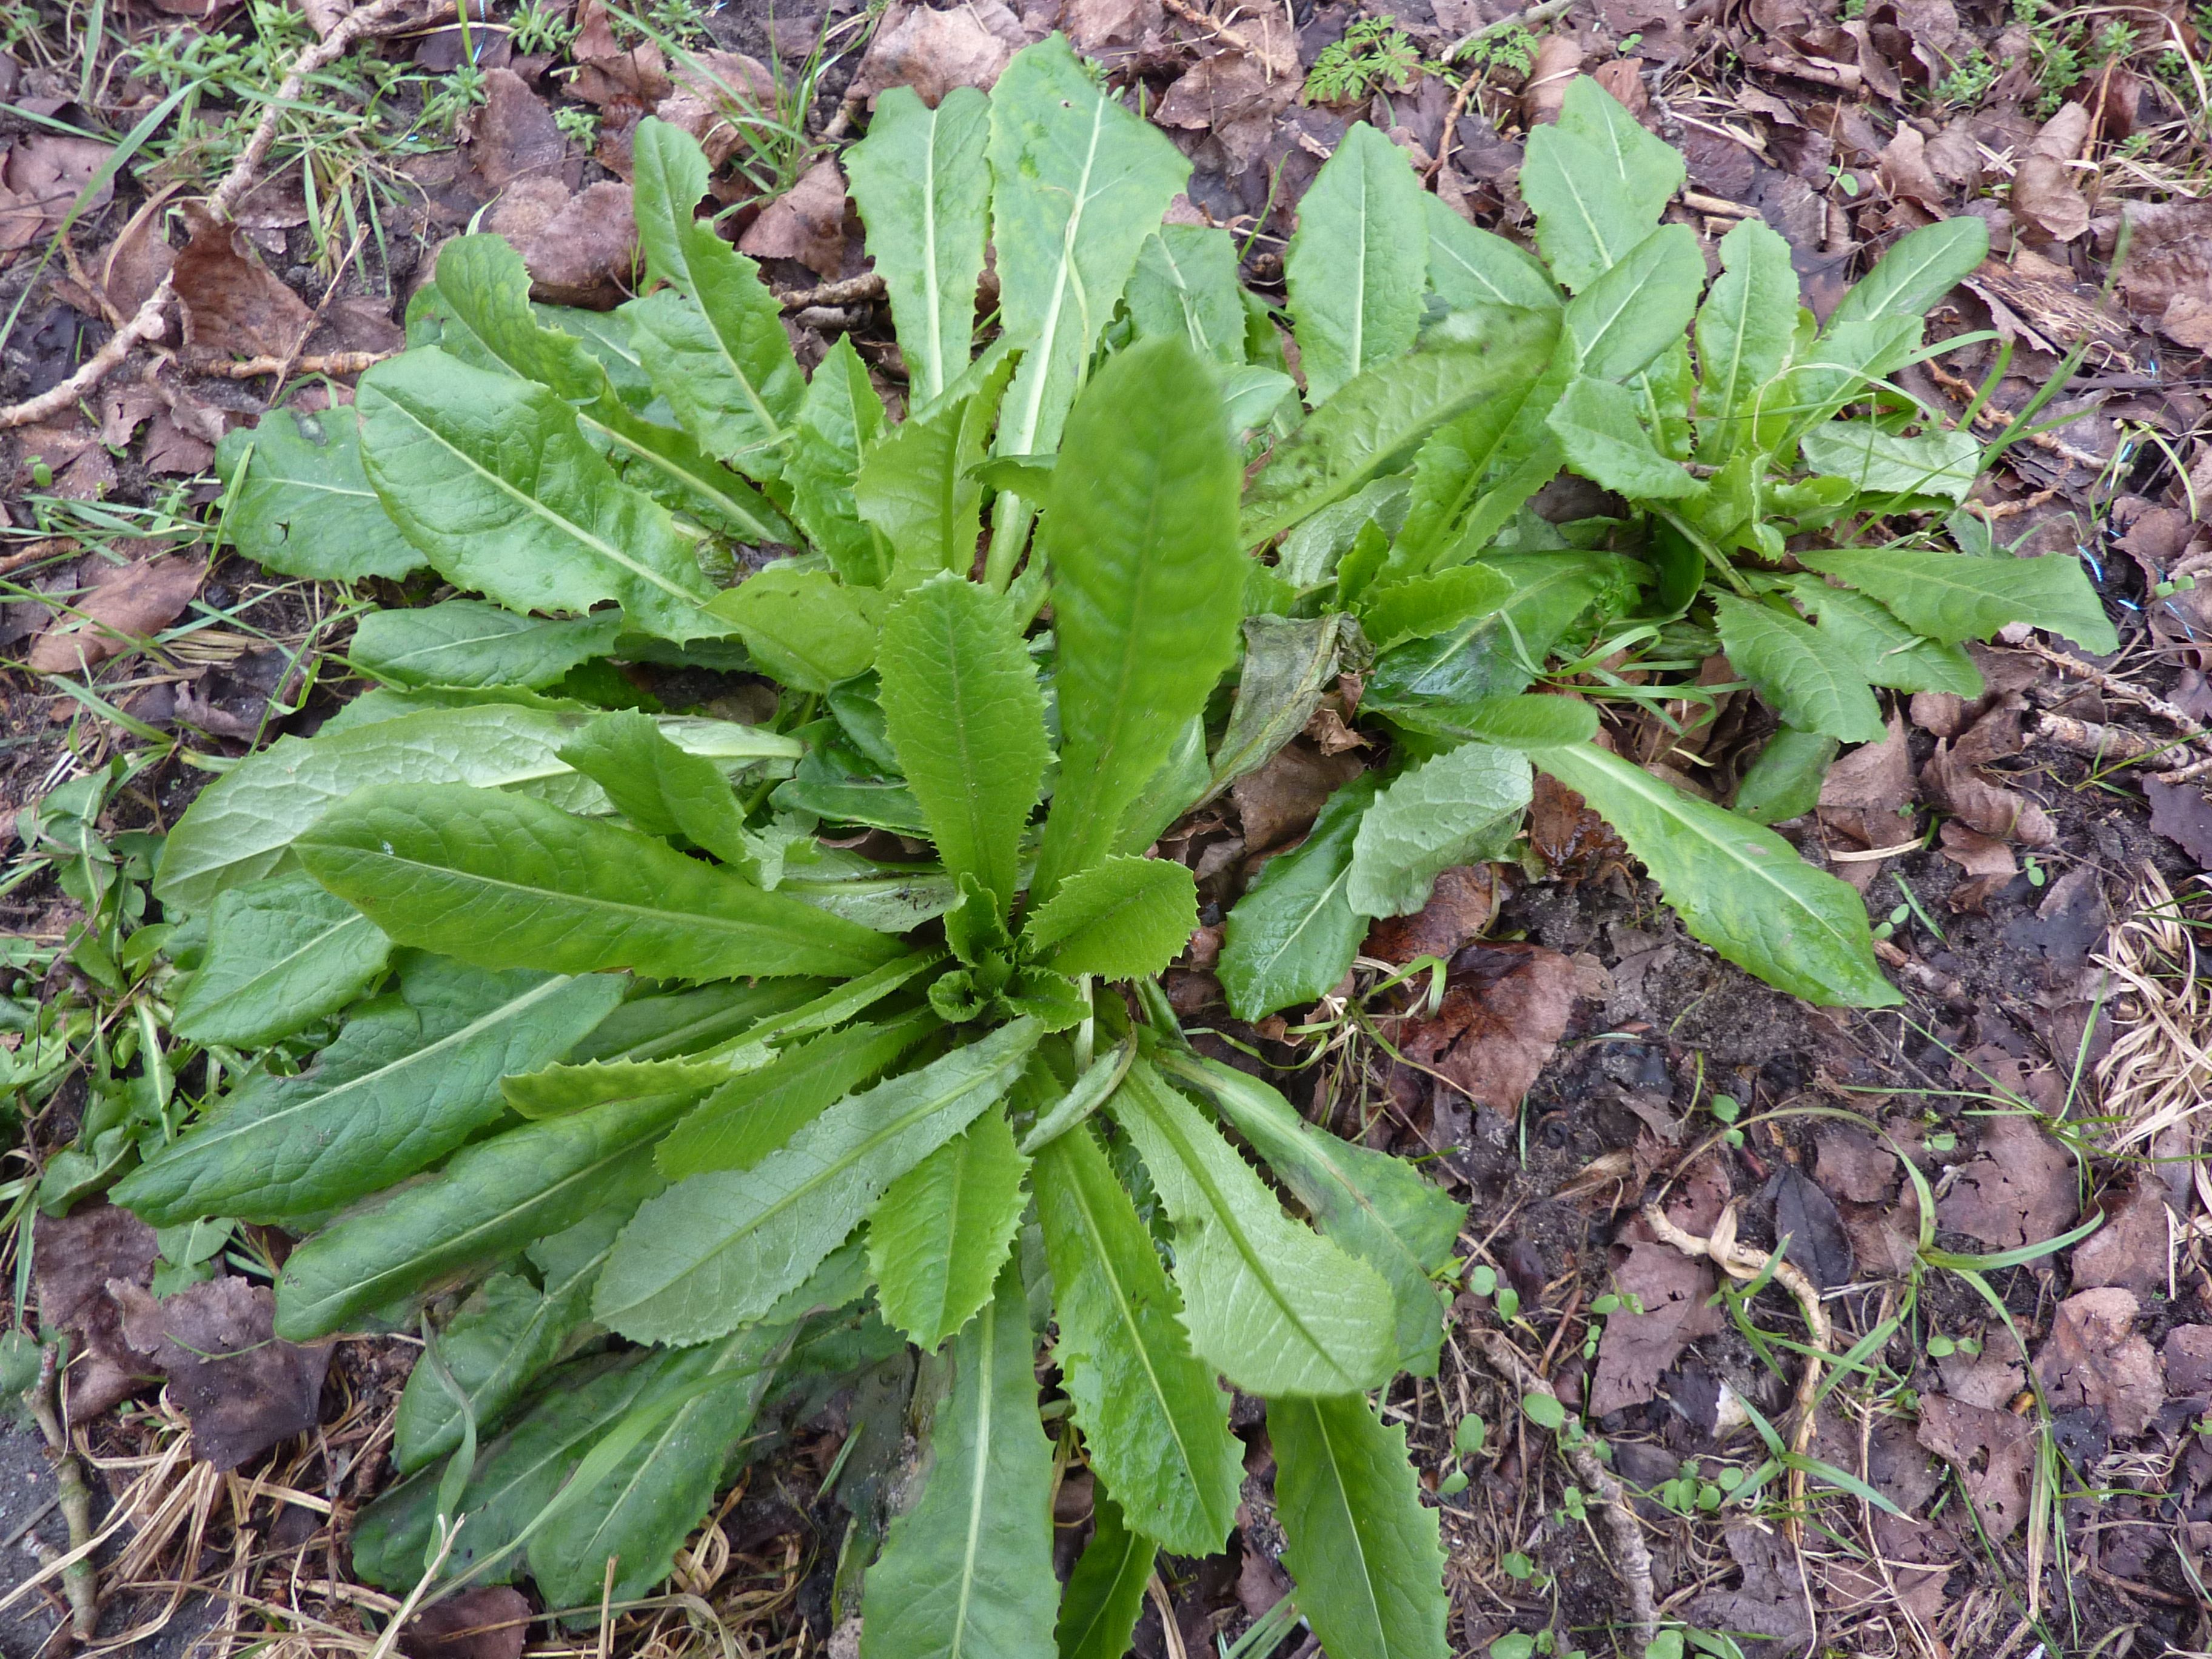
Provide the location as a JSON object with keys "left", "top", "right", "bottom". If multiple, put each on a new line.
{"left": 626, "top": 117, "right": 803, "bottom": 478}
{"left": 357, "top": 348, "right": 721, "bottom": 642}
{"left": 1287, "top": 123, "right": 1429, "bottom": 405}
{"left": 987, "top": 35, "right": 1191, "bottom": 468}
{"left": 1347, "top": 739, "right": 1531, "bottom": 920}
{"left": 170, "top": 871, "right": 391, "bottom": 1047}
{"left": 1155, "top": 1050, "right": 1466, "bottom": 1376}
{"left": 877, "top": 573, "right": 1050, "bottom": 916}
{"left": 1107, "top": 1060, "right": 1395, "bottom": 1396}
{"left": 1056, "top": 1490, "right": 1158, "bottom": 1659}
{"left": 857, "top": 349, "right": 1016, "bottom": 592}
{"left": 1033, "top": 1120, "right": 1242, "bottom": 1555}
{"left": 1547, "top": 375, "right": 1704, "bottom": 501}
{"left": 657, "top": 1004, "right": 942, "bottom": 1178}
{"left": 1694, "top": 218, "right": 1797, "bottom": 463}
{"left": 1783, "top": 577, "right": 1983, "bottom": 695}
{"left": 1518, "top": 75, "right": 1684, "bottom": 292}
{"left": 1561, "top": 223, "right": 1704, "bottom": 383}
{"left": 504, "top": 1052, "right": 758, "bottom": 1120}
{"left": 1218, "top": 775, "right": 1379, "bottom": 1022}
{"left": 351, "top": 599, "right": 623, "bottom": 691}
{"left": 845, "top": 86, "right": 990, "bottom": 404}
{"left": 868, "top": 1102, "right": 1028, "bottom": 1349}
{"left": 565, "top": 978, "right": 831, "bottom": 1067}
{"left": 297, "top": 784, "right": 901, "bottom": 982}
{"left": 1798, "top": 423, "right": 1982, "bottom": 504}
{"left": 1127, "top": 224, "right": 1247, "bottom": 361}
{"left": 274, "top": 1079, "right": 701, "bottom": 1341}
{"left": 1389, "top": 389, "right": 1542, "bottom": 578}
{"left": 1239, "top": 306, "right": 1560, "bottom": 548}
{"left": 1824, "top": 215, "right": 1987, "bottom": 336}
{"left": 118, "top": 957, "right": 624, "bottom": 1227}
{"left": 1423, "top": 193, "right": 1560, "bottom": 315}
{"left": 1356, "top": 565, "right": 1514, "bottom": 654}
{"left": 215, "top": 405, "right": 425, "bottom": 581}
{"left": 786, "top": 335, "right": 891, "bottom": 585}
{"left": 595, "top": 1019, "right": 1042, "bottom": 1345}
{"left": 557, "top": 709, "right": 756, "bottom": 866}
{"left": 1019, "top": 854, "right": 1198, "bottom": 980}
{"left": 1712, "top": 594, "right": 1886, "bottom": 743}
{"left": 1270, "top": 1393, "right": 1449, "bottom": 1659}
{"left": 861, "top": 1259, "right": 1057, "bottom": 1659}
{"left": 1534, "top": 743, "right": 1900, "bottom": 1007}
{"left": 1734, "top": 726, "right": 1839, "bottom": 825}
{"left": 1798, "top": 547, "right": 2117, "bottom": 653}
{"left": 1031, "top": 337, "right": 1243, "bottom": 905}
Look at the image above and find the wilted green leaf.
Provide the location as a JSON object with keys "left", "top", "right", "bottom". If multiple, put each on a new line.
{"left": 1206, "top": 615, "right": 1346, "bottom": 801}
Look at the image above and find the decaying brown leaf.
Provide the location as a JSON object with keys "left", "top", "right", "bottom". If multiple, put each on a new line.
{"left": 400, "top": 1586, "right": 531, "bottom": 1659}
{"left": 1588, "top": 1241, "right": 1722, "bottom": 1416}
{"left": 1363, "top": 865, "right": 1496, "bottom": 965}
{"left": 116, "top": 1275, "right": 331, "bottom": 1471}
{"left": 1921, "top": 741, "right": 2057, "bottom": 846}
{"left": 1917, "top": 1392, "right": 2036, "bottom": 1540}
{"left": 486, "top": 180, "right": 640, "bottom": 309}
{"left": 1395, "top": 942, "right": 1578, "bottom": 1112}
{"left": 1813, "top": 1121, "right": 1897, "bottom": 1203}
{"left": 739, "top": 159, "right": 851, "bottom": 279}
{"left": 33, "top": 1203, "right": 160, "bottom": 1418}
{"left": 0, "top": 134, "right": 114, "bottom": 261}
{"left": 172, "top": 205, "right": 315, "bottom": 361}
{"left": 1935, "top": 1112, "right": 2076, "bottom": 1251}
{"left": 2034, "top": 1287, "right": 2162, "bottom": 1436}
{"left": 850, "top": 0, "right": 1029, "bottom": 106}
{"left": 1528, "top": 771, "right": 1628, "bottom": 883}
{"left": 2144, "top": 779, "right": 2212, "bottom": 870}
{"left": 2069, "top": 1175, "right": 2171, "bottom": 1296}
{"left": 1232, "top": 739, "right": 1364, "bottom": 855}
{"left": 27, "top": 551, "right": 206, "bottom": 675}
{"left": 1156, "top": 50, "right": 1299, "bottom": 173}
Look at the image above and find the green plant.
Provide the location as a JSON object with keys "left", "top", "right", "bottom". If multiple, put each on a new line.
{"left": 122, "top": 41, "right": 1466, "bottom": 1658}
{"left": 1305, "top": 18, "right": 1424, "bottom": 104}
{"left": 1211, "top": 76, "right": 2113, "bottom": 1023}
{"left": 1933, "top": 46, "right": 1998, "bottom": 104}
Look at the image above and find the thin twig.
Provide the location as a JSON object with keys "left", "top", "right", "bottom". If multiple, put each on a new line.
{"left": 0, "top": 0, "right": 451, "bottom": 432}
{"left": 24, "top": 1344, "right": 100, "bottom": 1646}
{"left": 205, "top": 349, "right": 395, "bottom": 380}
{"left": 1472, "top": 1329, "right": 1658, "bottom": 1656}
{"left": 773, "top": 272, "right": 886, "bottom": 309}
{"left": 2019, "top": 638, "right": 2212, "bottom": 742}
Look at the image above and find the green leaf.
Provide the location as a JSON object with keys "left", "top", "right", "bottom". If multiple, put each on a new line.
{"left": 527, "top": 1324, "right": 786, "bottom": 1609}
{"left": 1800, "top": 546, "right": 2117, "bottom": 652}
{"left": 273, "top": 1079, "right": 699, "bottom": 1341}
{"left": 845, "top": 85, "right": 991, "bottom": 404}
{"left": 1357, "top": 565, "right": 1515, "bottom": 652}
{"left": 1694, "top": 218, "right": 1797, "bottom": 463}
{"left": 566, "top": 978, "right": 833, "bottom": 1067}
{"left": 1363, "top": 552, "right": 1636, "bottom": 711}
{"left": 1533, "top": 743, "right": 1900, "bottom": 1007}
{"left": 503, "top": 1052, "right": 756, "bottom": 1120}
{"left": 1547, "top": 375, "right": 1702, "bottom": 500}
{"left": 860, "top": 1261, "right": 1057, "bottom": 1659}
{"left": 170, "top": 871, "right": 391, "bottom": 1046}
{"left": 626, "top": 118, "right": 803, "bottom": 478}
{"left": 787, "top": 336, "right": 891, "bottom": 585}
{"left": 877, "top": 572, "right": 1050, "bottom": 914}
{"left": 1563, "top": 223, "right": 1704, "bottom": 383}
{"left": 1732, "top": 727, "right": 1838, "bottom": 824}
{"left": 1798, "top": 422, "right": 1982, "bottom": 504}
{"left": 856, "top": 350, "right": 1016, "bottom": 592}
{"left": 1385, "top": 693, "right": 1600, "bottom": 751}
{"left": 555, "top": 708, "right": 757, "bottom": 865}
{"left": 1423, "top": 194, "right": 1559, "bottom": 315}
{"left": 1127, "top": 225, "right": 1248, "bottom": 363}
{"left": 152, "top": 704, "right": 798, "bottom": 914}
{"left": 656, "top": 1005, "right": 941, "bottom": 1178}
{"left": 351, "top": 600, "right": 623, "bottom": 691}
{"left": 988, "top": 35, "right": 1191, "bottom": 463}
{"left": 706, "top": 565, "right": 882, "bottom": 694}
{"left": 118, "top": 957, "right": 624, "bottom": 1227}
{"left": 1240, "top": 306, "right": 1561, "bottom": 548}
{"left": 1032, "top": 338, "right": 1244, "bottom": 904}
{"left": 1020, "top": 854, "right": 1198, "bottom": 980}
{"left": 1287, "top": 122, "right": 1429, "bottom": 405}
{"left": 1055, "top": 1492, "right": 1158, "bottom": 1659}
{"left": 1115, "top": 714, "right": 1212, "bottom": 857}
{"left": 868, "top": 1101, "right": 1027, "bottom": 1349}
{"left": 215, "top": 406, "right": 424, "bottom": 580}
{"left": 1108, "top": 1059, "right": 1395, "bottom": 1395}
{"left": 1347, "top": 741, "right": 1531, "bottom": 917}
{"left": 1389, "top": 391, "right": 1544, "bottom": 577}
{"left": 594, "top": 1018, "right": 1041, "bottom": 1345}
{"left": 1218, "top": 775, "right": 1379, "bottom": 1021}
{"left": 1271, "top": 1393, "right": 1449, "bottom": 1659}
{"left": 1519, "top": 76, "right": 1685, "bottom": 291}
{"left": 1158, "top": 1051, "right": 1464, "bottom": 1376}
{"left": 1033, "top": 1121, "right": 1242, "bottom": 1556}
{"left": 295, "top": 784, "right": 902, "bottom": 981}
{"left": 1207, "top": 615, "right": 1347, "bottom": 800}
{"left": 1278, "top": 478, "right": 1409, "bottom": 588}
{"left": 1785, "top": 578, "right": 1984, "bottom": 695}
{"left": 1825, "top": 216, "right": 1988, "bottom": 335}
{"left": 357, "top": 348, "right": 720, "bottom": 643}
{"left": 1712, "top": 594, "right": 1886, "bottom": 743}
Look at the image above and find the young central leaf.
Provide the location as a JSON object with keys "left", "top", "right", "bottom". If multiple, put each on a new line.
{"left": 877, "top": 573, "right": 1049, "bottom": 917}
{"left": 1031, "top": 337, "right": 1244, "bottom": 904}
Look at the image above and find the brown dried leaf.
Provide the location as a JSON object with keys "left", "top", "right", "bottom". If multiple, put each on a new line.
{"left": 1879, "top": 126, "right": 1946, "bottom": 210}
{"left": 28, "top": 552, "right": 206, "bottom": 675}
{"left": 400, "top": 1586, "right": 531, "bottom": 1659}
{"left": 33, "top": 1203, "right": 159, "bottom": 1418}
{"left": 1522, "top": 35, "right": 1584, "bottom": 126}
{"left": 172, "top": 205, "right": 315, "bottom": 361}
{"left": 2145, "top": 779, "right": 2212, "bottom": 869}
{"left": 0, "top": 135, "right": 115, "bottom": 261}
{"left": 1936, "top": 1343, "right": 2025, "bottom": 1409}
{"left": 2070, "top": 1176, "right": 2174, "bottom": 1298}
{"left": 738, "top": 159, "right": 850, "bottom": 280}
{"left": 1231, "top": 740, "right": 1364, "bottom": 854}
{"left": 466, "top": 67, "right": 574, "bottom": 190}
{"left": 2034, "top": 1287, "right": 2162, "bottom": 1436}
{"left": 2166, "top": 1327, "right": 2212, "bottom": 1396}
{"left": 2011, "top": 155, "right": 2089, "bottom": 243}
{"left": 98, "top": 188, "right": 178, "bottom": 318}
{"left": 851, "top": 0, "right": 1028, "bottom": 107}
{"left": 116, "top": 1276, "right": 331, "bottom": 1471}
{"left": 1155, "top": 50, "right": 1299, "bottom": 173}
{"left": 7, "top": 416, "right": 116, "bottom": 500}
{"left": 496, "top": 181, "right": 640, "bottom": 309}
{"left": 1688, "top": 1524, "right": 1815, "bottom": 1649}
{"left": 1587, "top": 1241, "right": 1722, "bottom": 1415}
{"left": 1920, "top": 742, "right": 2056, "bottom": 846}
{"left": 1934, "top": 1112, "right": 2076, "bottom": 1252}
{"left": 1397, "top": 942, "right": 1578, "bottom": 1113}
{"left": 1362, "top": 865, "right": 1496, "bottom": 965}
{"left": 1527, "top": 771, "right": 1627, "bottom": 883}
{"left": 1917, "top": 1393, "right": 2035, "bottom": 1540}
{"left": 1056, "top": 0, "right": 1162, "bottom": 54}
{"left": 1814, "top": 1122, "right": 1897, "bottom": 1203}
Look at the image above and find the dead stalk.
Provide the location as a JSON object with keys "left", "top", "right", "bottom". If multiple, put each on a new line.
{"left": 25, "top": 1343, "right": 101, "bottom": 1644}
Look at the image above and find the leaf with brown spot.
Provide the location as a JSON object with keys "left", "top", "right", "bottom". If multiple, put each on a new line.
{"left": 2034, "top": 1287, "right": 2162, "bottom": 1436}
{"left": 1395, "top": 942, "right": 1577, "bottom": 1113}
{"left": 1935, "top": 1113, "right": 2075, "bottom": 1252}
{"left": 738, "top": 159, "right": 852, "bottom": 280}
{"left": 28, "top": 552, "right": 206, "bottom": 675}
{"left": 115, "top": 1276, "right": 331, "bottom": 1470}
{"left": 1917, "top": 1392, "right": 2035, "bottom": 1541}
{"left": 1587, "top": 1241, "right": 1722, "bottom": 1416}
{"left": 172, "top": 206, "right": 314, "bottom": 361}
